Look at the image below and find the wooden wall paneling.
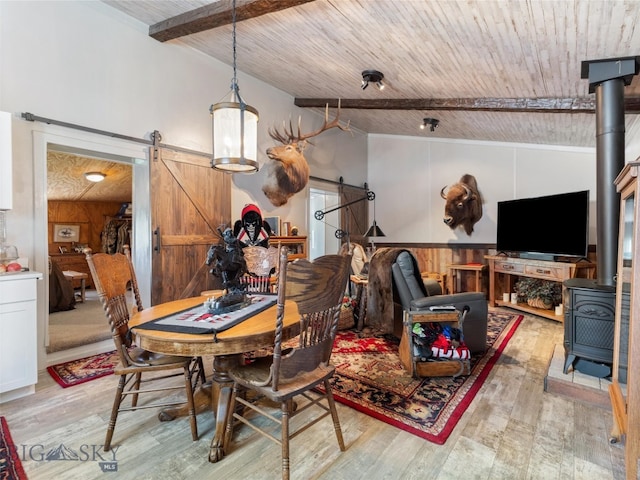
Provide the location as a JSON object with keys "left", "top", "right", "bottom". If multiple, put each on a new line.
{"left": 390, "top": 246, "right": 492, "bottom": 295}
{"left": 47, "top": 200, "right": 126, "bottom": 254}
{"left": 405, "top": 245, "right": 596, "bottom": 296}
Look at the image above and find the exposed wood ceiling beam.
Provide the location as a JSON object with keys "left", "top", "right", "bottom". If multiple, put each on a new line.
{"left": 294, "top": 97, "right": 640, "bottom": 114}
{"left": 149, "top": 0, "right": 317, "bottom": 42}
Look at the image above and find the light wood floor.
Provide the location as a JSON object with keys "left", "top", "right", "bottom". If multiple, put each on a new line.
{"left": 0, "top": 308, "right": 626, "bottom": 479}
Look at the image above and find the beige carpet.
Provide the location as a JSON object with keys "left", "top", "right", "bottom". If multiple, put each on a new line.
{"left": 47, "top": 289, "right": 111, "bottom": 353}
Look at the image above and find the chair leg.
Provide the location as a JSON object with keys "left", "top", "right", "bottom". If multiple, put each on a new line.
{"left": 183, "top": 365, "right": 199, "bottom": 441}
{"left": 197, "top": 357, "right": 206, "bottom": 384}
{"left": 105, "top": 374, "right": 127, "bottom": 451}
{"left": 131, "top": 372, "right": 142, "bottom": 408}
{"left": 281, "top": 400, "right": 291, "bottom": 480}
{"left": 324, "top": 379, "right": 346, "bottom": 451}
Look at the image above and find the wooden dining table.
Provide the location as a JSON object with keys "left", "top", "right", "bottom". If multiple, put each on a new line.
{"left": 129, "top": 295, "right": 301, "bottom": 463}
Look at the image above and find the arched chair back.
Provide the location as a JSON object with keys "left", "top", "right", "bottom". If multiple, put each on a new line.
{"left": 84, "top": 245, "right": 203, "bottom": 451}
{"left": 240, "top": 244, "right": 280, "bottom": 293}
{"left": 84, "top": 245, "right": 143, "bottom": 365}
{"left": 225, "top": 248, "right": 351, "bottom": 480}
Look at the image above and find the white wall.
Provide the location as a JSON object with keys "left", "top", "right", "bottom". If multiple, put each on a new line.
{"left": 627, "top": 119, "right": 640, "bottom": 162}
{"left": 369, "top": 134, "right": 598, "bottom": 245}
{"left": 0, "top": 1, "right": 366, "bottom": 370}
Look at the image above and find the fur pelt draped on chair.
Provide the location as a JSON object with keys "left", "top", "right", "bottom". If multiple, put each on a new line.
{"left": 366, "top": 247, "right": 422, "bottom": 333}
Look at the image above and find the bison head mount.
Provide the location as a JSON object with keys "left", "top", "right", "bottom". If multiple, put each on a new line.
{"left": 262, "top": 102, "right": 351, "bottom": 207}
{"left": 440, "top": 173, "right": 483, "bottom": 236}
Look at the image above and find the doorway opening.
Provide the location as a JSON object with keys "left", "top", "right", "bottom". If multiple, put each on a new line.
{"left": 308, "top": 184, "right": 341, "bottom": 260}
{"left": 33, "top": 129, "right": 149, "bottom": 367}
{"left": 46, "top": 147, "right": 135, "bottom": 360}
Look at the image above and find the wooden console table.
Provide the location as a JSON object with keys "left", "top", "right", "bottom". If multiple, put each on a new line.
{"left": 485, "top": 255, "right": 596, "bottom": 322}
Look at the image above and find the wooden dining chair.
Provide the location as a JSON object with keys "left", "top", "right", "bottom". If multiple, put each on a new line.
{"left": 84, "top": 245, "right": 204, "bottom": 451}
{"left": 240, "top": 244, "right": 280, "bottom": 293}
{"left": 224, "top": 248, "right": 351, "bottom": 480}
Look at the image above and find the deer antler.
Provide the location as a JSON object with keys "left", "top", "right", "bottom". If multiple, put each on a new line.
{"left": 268, "top": 118, "right": 299, "bottom": 144}
{"left": 268, "top": 99, "right": 351, "bottom": 145}
{"left": 297, "top": 99, "right": 351, "bottom": 142}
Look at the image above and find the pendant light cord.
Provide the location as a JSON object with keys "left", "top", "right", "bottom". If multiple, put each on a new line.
{"left": 232, "top": 0, "right": 237, "bottom": 93}
{"left": 231, "top": 0, "right": 245, "bottom": 106}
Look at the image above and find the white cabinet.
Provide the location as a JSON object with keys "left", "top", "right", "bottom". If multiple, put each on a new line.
{"left": 0, "top": 271, "right": 42, "bottom": 402}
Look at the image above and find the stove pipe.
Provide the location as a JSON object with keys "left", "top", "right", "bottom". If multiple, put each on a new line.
{"left": 594, "top": 79, "right": 625, "bottom": 286}
{"left": 582, "top": 57, "right": 640, "bottom": 287}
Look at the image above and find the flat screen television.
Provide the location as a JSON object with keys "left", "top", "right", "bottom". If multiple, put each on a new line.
{"left": 496, "top": 190, "right": 589, "bottom": 261}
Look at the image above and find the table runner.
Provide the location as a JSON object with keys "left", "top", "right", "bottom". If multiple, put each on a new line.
{"left": 135, "top": 294, "right": 277, "bottom": 336}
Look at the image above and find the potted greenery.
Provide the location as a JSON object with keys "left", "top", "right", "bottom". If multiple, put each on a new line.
{"left": 514, "top": 277, "right": 562, "bottom": 310}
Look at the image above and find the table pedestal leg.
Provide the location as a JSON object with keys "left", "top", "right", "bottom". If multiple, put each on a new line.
{"left": 156, "top": 354, "right": 242, "bottom": 463}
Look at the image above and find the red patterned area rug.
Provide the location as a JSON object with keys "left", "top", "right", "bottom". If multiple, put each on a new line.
{"left": 328, "top": 310, "right": 523, "bottom": 445}
{"left": 0, "top": 416, "right": 28, "bottom": 480}
{"left": 47, "top": 351, "right": 118, "bottom": 388}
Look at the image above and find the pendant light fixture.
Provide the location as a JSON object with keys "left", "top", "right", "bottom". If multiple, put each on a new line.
{"left": 210, "top": 0, "right": 259, "bottom": 173}
{"left": 364, "top": 195, "right": 385, "bottom": 251}
{"left": 364, "top": 193, "right": 385, "bottom": 238}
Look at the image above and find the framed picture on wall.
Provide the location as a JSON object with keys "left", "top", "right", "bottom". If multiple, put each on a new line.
{"left": 54, "top": 224, "right": 80, "bottom": 242}
{"left": 264, "top": 216, "right": 280, "bottom": 236}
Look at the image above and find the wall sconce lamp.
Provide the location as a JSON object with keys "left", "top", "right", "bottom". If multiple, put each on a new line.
{"left": 210, "top": 0, "right": 259, "bottom": 173}
{"left": 420, "top": 117, "right": 439, "bottom": 132}
{"left": 361, "top": 70, "right": 385, "bottom": 91}
{"left": 84, "top": 172, "right": 106, "bottom": 182}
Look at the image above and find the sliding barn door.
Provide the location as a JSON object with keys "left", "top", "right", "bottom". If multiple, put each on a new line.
{"left": 340, "top": 184, "right": 368, "bottom": 247}
{"left": 150, "top": 147, "right": 230, "bottom": 305}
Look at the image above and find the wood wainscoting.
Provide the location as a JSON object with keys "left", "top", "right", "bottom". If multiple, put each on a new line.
{"left": 371, "top": 243, "right": 493, "bottom": 295}
{"left": 373, "top": 243, "right": 597, "bottom": 297}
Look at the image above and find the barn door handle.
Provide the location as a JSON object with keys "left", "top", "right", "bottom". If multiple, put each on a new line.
{"left": 153, "top": 227, "right": 161, "bottom": 252}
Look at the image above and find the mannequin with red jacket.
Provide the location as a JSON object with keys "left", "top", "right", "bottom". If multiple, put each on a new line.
{"left": 233, "top": 203, "right": 272, "bottom": 248}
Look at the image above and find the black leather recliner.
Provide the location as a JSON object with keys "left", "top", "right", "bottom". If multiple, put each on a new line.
{"left": 391, "top": 251, "right": 489, "bottom": 353}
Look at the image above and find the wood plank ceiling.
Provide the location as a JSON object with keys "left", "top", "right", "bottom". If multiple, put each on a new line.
{"left": 102, "top": 0, "right": 640, "bottom": 149}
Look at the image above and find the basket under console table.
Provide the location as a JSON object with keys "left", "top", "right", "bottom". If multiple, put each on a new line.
{"left": 485, "top": 255, "right": 596, "bottom": 322}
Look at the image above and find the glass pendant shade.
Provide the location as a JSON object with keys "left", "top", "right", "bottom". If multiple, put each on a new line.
{"left": 211, "top": 92, "right": 259, "bottom": 173}
{"left": 210, "top": 0, "right": 258, "bottom": 173}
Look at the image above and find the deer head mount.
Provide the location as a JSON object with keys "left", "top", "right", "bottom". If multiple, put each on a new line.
{"left": 262, "top": 102, "right": 351, "bottom": 207}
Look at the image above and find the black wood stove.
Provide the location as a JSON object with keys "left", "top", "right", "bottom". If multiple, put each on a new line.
{"left": 563, "top": 57, "right": 639, "bottom": 379}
